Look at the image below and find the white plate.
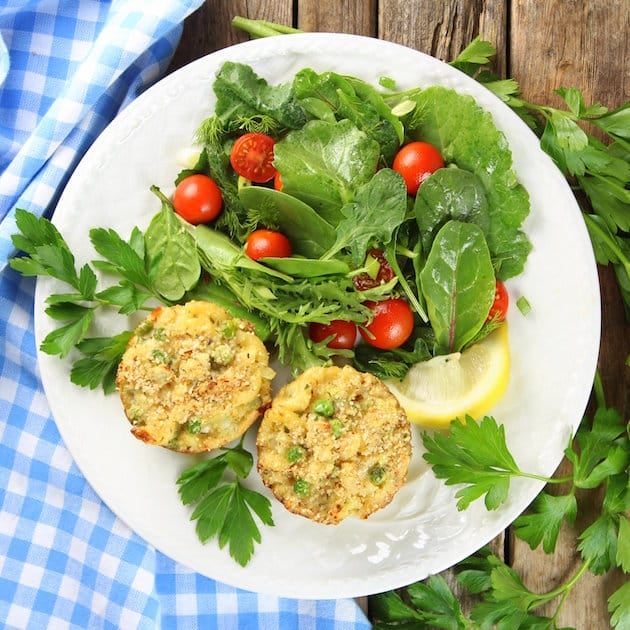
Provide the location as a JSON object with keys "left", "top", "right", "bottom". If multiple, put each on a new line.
{"left": 35, "top": 33, "right": 600, "bottom": 599}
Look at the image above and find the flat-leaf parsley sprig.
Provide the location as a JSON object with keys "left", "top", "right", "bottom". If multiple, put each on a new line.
{"left": 414, "top": 378, "right": 630, "bottom": 628}
{"left": 176, "top": 437, "right": 274, "bottom": 567}
{"left": 9, "top": 208, "right": 162, "bottom": 393}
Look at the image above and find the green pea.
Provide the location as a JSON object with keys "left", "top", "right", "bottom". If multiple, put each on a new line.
{"left": 222, "top": 320, "right": 237, "bottom": 339}
{"left": 330, "top": 418, "right": 344, "bottom": 439}
{"left": 188, "top": 420, "right": 202, "bottom": 434}
{"left": 151, "top": 349, "right": 169, "bottom": 364}
{"left": 293, "top": 478, "right": 310, "bottom": 497}
{"left": 313, "top": 398, "right": 334, "bottom": 417}
{"left": 286, "top": 446, "right": 305, "bottom": 463}
{"left": 369, "top": 464, "right": 387, "bottom": 486}
{"left": 153, "top": 327, "right": 167, "bottom": 341}
{"left": 136, "top": 319, "right": 154, "bottom": 336}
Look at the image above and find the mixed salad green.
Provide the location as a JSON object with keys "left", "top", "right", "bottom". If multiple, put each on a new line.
{"left": 150, "top": 60, "right": 531, "bottom": 376}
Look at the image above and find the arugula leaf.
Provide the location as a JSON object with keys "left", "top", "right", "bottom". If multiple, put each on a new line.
{"left": 323, "top": 168, "right": 408, "bottom": 264}
{"left": 177, "top": 442, "right": 274, "bottom": 567}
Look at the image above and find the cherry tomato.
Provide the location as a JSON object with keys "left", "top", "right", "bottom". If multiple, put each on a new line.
{"left": 360, "top": 298, "right": 414, "bottom": 350}
{"left": 172, "top": 174, "right": 223, "bottom": 224}
{"left": 352, "top": 249, "right": 396, "bottom": 291}
{"left": 487, "top": 279, "right": 509, "bottom": 322}
{"left": 392, "top": 141, "right": 444, "bottom": 195}
{"left": 230, "top": 132, "right": 277, "bottom": 183}
{"left": 245, "top": 229, "right": 292, "bottom": 260}
{"left": 309, "top": 320, "right": 358, "bottom": 350}
{"left": 273, "top": 171, "right": 283, "bottom": 191}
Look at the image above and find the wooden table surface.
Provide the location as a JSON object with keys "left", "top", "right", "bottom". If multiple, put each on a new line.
{"left": 170, "top": 2, "right": 629, "bottom": 627}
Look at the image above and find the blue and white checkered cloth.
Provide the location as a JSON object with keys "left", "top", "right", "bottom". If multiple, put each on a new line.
{"left": 0, "top": 2, "right": 371, "bottom": 628}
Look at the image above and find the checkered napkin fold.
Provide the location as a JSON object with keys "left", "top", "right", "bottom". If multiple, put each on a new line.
{"left": 0, "top": 2, "right": 370, "bottom": 628}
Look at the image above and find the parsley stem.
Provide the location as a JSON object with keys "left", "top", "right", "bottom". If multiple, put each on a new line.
{"left": 540, "top": 559, "right": 591, "bottom": 617}
{"left": 592, "top": 370, "right": 605, "bottom": 409}
{"left": 514, "top": 471, "right": 574, "bottom": 485}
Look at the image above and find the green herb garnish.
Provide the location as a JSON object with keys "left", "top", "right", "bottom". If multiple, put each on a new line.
{"left": 176, "top": 439, "right": 274, "bottom": 567}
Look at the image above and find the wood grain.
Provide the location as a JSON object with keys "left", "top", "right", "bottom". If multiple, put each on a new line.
{"left": 378, "top": 0, "right": 508, "bottom": 75}
{"left": 297, "top": 0, "right": 377, "bottom": 35}
{"left": 168, "top": 2, "right": 628, "bottom": 626}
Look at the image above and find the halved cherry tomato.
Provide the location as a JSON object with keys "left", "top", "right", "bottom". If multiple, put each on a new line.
{"left": 392, "top": 141, "right": 444, "bottom": 195}
{"left": 487, "top": 279, "right": 509, "bottom": 322}
{"left": 230, "top": 132, "right": 277, "bottom": 183}
{"left": 352, "top": 249, "right": 396, "bottom": 291}
{"left": 273, "top": 171, "right": 283, "bottom": 191}
{"left": 309, "top": 320, "right": 358, "bottom": 350}
{"left": 245, "top": 229, "right": 292, "bottom": 260}
{"left": 172, "top": 174, "right": 223, "bottom": 224}
{"left": 360, "top": 298, "right": 414, "bottom": 350}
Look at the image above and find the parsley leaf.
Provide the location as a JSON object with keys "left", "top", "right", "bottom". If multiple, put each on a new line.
{"left": 609, "top": 581, "right": 630, "bottom": 629}
{"left": 421, "top": 416, "right": 524, "bottom": 510}
{"left": 370, "top": 576, "right": 468, "bottom": 629}
{"left": 70, "top": 332, "right": 134, "bottom": 394}
{"left": 566, "top": 406, "right": 630, "bottom": 489}
{"left": 512, "top": 491, "right": 578, "bottom": 553}
{"left": 176, "top": 441, "right": 274, "bottom": 567}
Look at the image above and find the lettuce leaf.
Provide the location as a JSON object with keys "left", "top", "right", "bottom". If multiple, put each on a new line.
{"left": 273, "top": 119, "right": 380, "bottom": 225}
{"left": 407, "top": 86, "right": 532, "bottom": 279}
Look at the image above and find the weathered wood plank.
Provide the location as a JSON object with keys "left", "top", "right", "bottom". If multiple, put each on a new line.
{"left": 297, "top": 0, "right": 377, "bottom": 36}
{"left": 509, "top": 2, "right": 630, "bottom": 627}
{"left": 378, "top": 0, "right": 508, "bottom": 75}
{"left": 169, "top": 0, "right": 293, "bottom": 71}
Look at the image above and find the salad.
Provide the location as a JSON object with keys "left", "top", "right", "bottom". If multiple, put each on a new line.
{"left": 151, "top": 60, "right": 531, "bottom": 386}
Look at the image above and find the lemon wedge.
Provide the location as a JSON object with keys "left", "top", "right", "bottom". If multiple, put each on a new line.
{"left": 384, "top": 324, "right": 510, "bottom": 428}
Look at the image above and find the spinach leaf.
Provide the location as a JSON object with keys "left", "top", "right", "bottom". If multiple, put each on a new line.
{"left": 414, "top": 166, "right": 490, "bottom": 253}
{"left": 419, "top": 220, "right": 495, "bottom": 353}
{"left": 238, "top": 185, "right": 336, "bottom": 257}
{"left": 405, "top": 86, "right": 531, "bottom": 279}
{"left": 323, "top": 168, "right": 408, "bottom": 265}
{"left": 145, "top": 187, "right": 201, "bottom": 301}
{"left": 292, "top": 68, "right": 402, "bottom": 163}
{"left": 212, "top": 61, "right": 306, "bottom": 133}
{"left": 273, "top": 119, "right": 380, "bottom": 224}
